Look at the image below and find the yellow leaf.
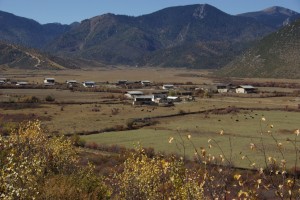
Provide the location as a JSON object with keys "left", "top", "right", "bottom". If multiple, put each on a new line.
{"left": 234, "top": 174, "right": 241, "bottom": 180}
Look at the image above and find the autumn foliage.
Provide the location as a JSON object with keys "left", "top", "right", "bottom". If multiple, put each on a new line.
{"left": 1, "top": 120, "right": 300, "bottom": 199}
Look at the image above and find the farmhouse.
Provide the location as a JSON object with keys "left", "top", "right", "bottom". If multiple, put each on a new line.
{"left": 152, "top": 91, "right": 168, "bottom": 99}
{"left": 236, "top": 85, "right": 257, "bottom": 94}
{"left": 167, "top": 96, "right": 181, "bottom": 102}
{"left": 133, "top": 95, "right": 155, "bottom": 105}
{"left": 44, "top": 78, "right": 55, "bottom": 86}
{"left": 152, "top": 92, "right": 167, "bottom": 103}
{"left": 0, "top": 78, "right": 7, "bottom": 84}
{"left": 66, "top": 80, "right": 77, "bottom": 88}
{"left": 163, "top": 84, "right": 175, "bottom": 90}
{"left": 125, "top": 91, "right": 144, "bottom": 99}
{"left": 141, "top": 80, "right": 151, "bottom": 86}
{"left": 83, "top": 81, "right": 95, "bottom": 88}
{"left": 66, "top": 80, "right": 77, "bottom": 84}
{"left": 216, "top": 84, "right": 228, "bottom": 93}
{"left": 16, "top": 81, "right": 29, "bottom": 86}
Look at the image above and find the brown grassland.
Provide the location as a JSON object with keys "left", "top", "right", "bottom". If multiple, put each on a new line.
{"left": 1, "top": 67, "right": 300, "bottom": 165}
{"left": 0, "top": 89, "right": 298, "bottom": 135}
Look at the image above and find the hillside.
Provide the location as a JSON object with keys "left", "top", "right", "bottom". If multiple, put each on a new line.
{"left": 46, "top": 4, "right": 279, "bottom": 68}
{"left": 46, "top": 4, "right": 300, "bottom": 68}
{"left": 0, "top": 4, "right": 299, "bottom": 69}
{"left": 0, "top": 10, "right": 70, "bottom": 49}
{"left": 0, "top": 42, "right": 78, "bottom": 70}
{"left": 216, "top": 20, "right": 300, "bottom": 78}
{"left": 239, "top": 6, "right": 300, "bottom": 29}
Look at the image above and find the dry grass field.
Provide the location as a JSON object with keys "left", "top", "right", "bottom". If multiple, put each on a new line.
{"left": 1, "top": 67, "right": 299, "bottom": 169}
{"left": 0, "top": 67, "right": 213, "bottom": 84}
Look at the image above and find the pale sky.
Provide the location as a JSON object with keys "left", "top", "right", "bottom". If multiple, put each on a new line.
{"left": 0, "top": 0, "right": 299, "bottom": 24}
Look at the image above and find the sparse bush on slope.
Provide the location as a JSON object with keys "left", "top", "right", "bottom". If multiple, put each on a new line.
{"left": 1, "top": 119, "right": 300, "bottom": 199}
{"left": 0, "top": 120, "right": 110, "bottom": 199}
{"left": 114, "top": 147, "right": 205, "bottom": 200}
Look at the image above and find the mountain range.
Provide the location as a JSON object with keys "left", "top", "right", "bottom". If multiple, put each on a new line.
{"left": 0, "top": 10, "right": 71, "bottom": 49}
{"left": 216, "top": 19, "right": 300, "bottom": 78}
{"left": 0, "top": 4, "right": 299, "bottom": 76}
{"left": 0, "top": 42, "right": 78, "bottom": 70}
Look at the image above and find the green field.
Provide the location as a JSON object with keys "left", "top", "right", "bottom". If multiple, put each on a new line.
{"left": 82, "top": 110, "right": 300, "bottom": 169}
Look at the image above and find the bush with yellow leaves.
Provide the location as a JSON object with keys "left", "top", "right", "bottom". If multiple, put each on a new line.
{"left": 0, "top": 120, "right": 110, "bottom": 199}
{"left": 114, "top": 147, "right": 205, "bottom": 200}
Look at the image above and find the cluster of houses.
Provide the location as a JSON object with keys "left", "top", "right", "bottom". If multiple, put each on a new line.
{"left": 0, "top": 77, "right": 95, "bottom": 88}
{"left": 124, "top": 83, "right": 196, "bottom": 106}
{"left": 47, "top": 78, "right": 96, "bottom": 88}
{"left": 1, "top": 76, "right": 257, "bottom": 106}
{"left": 0, "top": 78, "right": 7, "bottom": 85}
{"left": 125, "top": 90, "right": 182, "bottom": 106}
{"left": 0, "top": 78, "right": 30, "bottom": 86}
{"left": 216, "top": 84, "right": 257, "bottom": 94}
{"left": 117, "top": 80, "right": 151, "bottom": 87}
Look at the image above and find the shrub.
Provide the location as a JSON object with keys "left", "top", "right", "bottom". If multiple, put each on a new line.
{"left": 203, "top": 90, "right": 213, "bottom": 98}
{"left": 23, "top": 96, "right": 40, "bottom": 103}
{"left": 39, "top": 164, "right": 111, "bottom": 200}
{"left": 178, "top": 109, "right": 186, "bottom": 115}
{"left": 0, "top": 121, "right": 17, "bottom": 136}
{"left": 70, "top": 134, "right": 86, "bottom": 147}
{"left": 126, "top": 118, "right": 136, "bottom": 129}
{"left": 168, "top": 90, "right": 177, "bottom": 96}
{"left": 111, "top": 108, "right": 120, "bottom": 115}
{"left": 0, "top": 120, "right": 110, "bottom": 199}
{"left": 0, "top": 121, "right": 80, "bottom": 198}
{"left": 113, "top": 148, "right": 205, "bottom": 199}
{"left": 45, "top": 95, "right": 55, "bottom": 102}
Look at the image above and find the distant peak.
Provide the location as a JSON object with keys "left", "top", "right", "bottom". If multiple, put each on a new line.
{"left": 193, "top": 4, "right": 208, "bottom": 19}
{"left": 89, "top": 13, "right": 116, "bottom": 22}
{"left": 193, "top": 4, "right": 225, "bottom": 19}
{"left": 195, "top": 3, "right": 218, "bottom": 11}
{"left": 262, "top": 6, "right": 298, "bottom": 15}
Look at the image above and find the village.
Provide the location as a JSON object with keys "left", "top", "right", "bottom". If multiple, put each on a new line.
{"left": 0, "top": 76, "right": 259, "bottom": 106}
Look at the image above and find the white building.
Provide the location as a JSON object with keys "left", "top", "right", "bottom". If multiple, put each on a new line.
{"left": 141, "top": 80, "right": 151, "bottom": 86}
{"left": 44, "top": 78, "right": 55, "bottom": 86}
{"left": 0, "top": 78, "right": 6, "bottom": 85}
{"left": 83, "top": 81, "right": 95, "bottom": 88}
{"left": 125, "top": 91, "right": 144, "bottom": 99}
{"left": 16, "top": 81, "right": 29, "bottom": 86}
{"left": 163, "top": 84, "right": 175, "bottom": 90}
{"left": 167, "top": 96, "right": 181, "bottom": 102}
{"left": 0, "top": 78, "right": 7, "bottom": 84}
{"left": 133, "top": 95, "right": 155, "bottom": 105}
{"left": 66, "top": 80, "right": 77, "bottom": 84}
{"left": 236, "top": 85, "right": 257, "bottom": 94}
{"left": 216, "top": 84, "right": 229, "bottom": 93}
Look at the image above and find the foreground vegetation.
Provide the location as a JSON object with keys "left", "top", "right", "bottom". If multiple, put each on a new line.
{"left": 1, "top": 120, "right": 300, "bottom": 199}
{"left": 0, "top": 121, "right": 110, "bottom": 199}
{"left": 1, "top": 68, "right": 299, "bottom": 198}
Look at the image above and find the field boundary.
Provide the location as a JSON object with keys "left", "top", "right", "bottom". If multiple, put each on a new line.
{"left": 68, "top": 106, "right": 300, "bottom": 136}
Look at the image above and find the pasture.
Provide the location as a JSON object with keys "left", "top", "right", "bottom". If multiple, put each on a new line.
{"left": 0, "top": 67, "right": 299, "bottom": 169}
{"left": 82, "top": 110, "right": 300, "bottom": 169}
